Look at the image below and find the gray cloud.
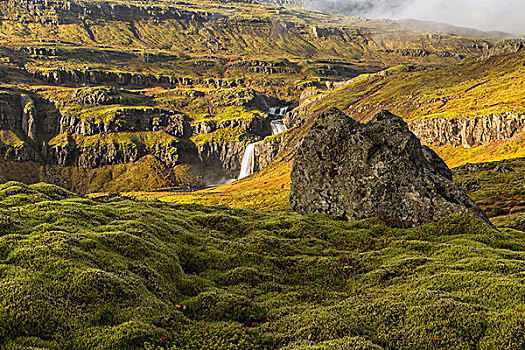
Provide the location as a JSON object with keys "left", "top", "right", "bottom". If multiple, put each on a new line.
{"left": 305, "top": 0, "right": 525, "bottom": 35}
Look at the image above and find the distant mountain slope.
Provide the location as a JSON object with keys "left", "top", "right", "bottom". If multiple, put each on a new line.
{"left": 258, "top": 0, "right": 519, "bottom": 39}
{"left": 0, "top": 0, "right": 493, "bottom": 65}
{"left": 0, "top": 0, "right": 503, "bottom": 194}
{"left": 393, "top": 19, "right": 517, "bottom": 40}
{"left": 288, "top": 40, "right": 525, "bottom": 166}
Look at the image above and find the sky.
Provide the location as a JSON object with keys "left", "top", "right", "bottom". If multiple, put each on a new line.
{"left": 306, "top": 0, "right": 525, "bottom": 35}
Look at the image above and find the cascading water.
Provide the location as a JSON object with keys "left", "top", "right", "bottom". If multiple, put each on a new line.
{"left": 270, "top": 119, "right": 288, "bottom": 135}
{"left": 238, "top": 111, "right": 290, "bottom": 180}
{"left": 268, "top": 106, "right": 289, "bottom": 117}
{"left": 238, "top": 143, "right": 256, "bottom": 179}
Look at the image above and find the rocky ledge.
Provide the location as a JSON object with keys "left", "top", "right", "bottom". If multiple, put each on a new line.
{"left": 290, "top": 108, "right": 491, "bottom": 228}
{"left": 409, "top": 114, "right": 525, "bottom": 148}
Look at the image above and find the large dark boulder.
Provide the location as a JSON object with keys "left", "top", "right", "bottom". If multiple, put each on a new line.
{"left": 290, "top": 108, "right": 491, "bottom": 228}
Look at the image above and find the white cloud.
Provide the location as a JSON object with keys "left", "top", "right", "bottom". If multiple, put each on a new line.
{"left": 396, "top": 0, "right": 525, "bottom": 34}
{"left": 308, "top": 0, "right": 525, "bottom": 34}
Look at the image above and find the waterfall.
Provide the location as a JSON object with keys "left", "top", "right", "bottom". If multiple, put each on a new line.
{"left": 268, "top": 106, "right": 289, "bottom": 117}
{"left": 268, "top": 107, "right": 279, "bottom": 115}
{"left": 271, "top": 119, "right": 288, "bottom": 135}
{"left": 238, "top": 110, "right": 290, "bottom": 180}
{"left": 238, "top": 143, "right": 256, "bottom": 179}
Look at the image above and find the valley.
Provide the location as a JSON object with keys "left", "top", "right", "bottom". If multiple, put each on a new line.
{"left": 0, "top": 0, "right": 510, "bottom": 195}
{"left": 0, "top": 0, "right": 524, "bottom": 349}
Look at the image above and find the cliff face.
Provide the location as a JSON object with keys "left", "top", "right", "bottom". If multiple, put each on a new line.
{"left": 193, "top": 117, "right": 274, "bottom": 177}
{"left": 30, "top": 69, "right": 246, "bottom": 89}
{"left": 0, "top": 92, "right": 24, "bottom": 131}
{"left": 196, "top": 140, "right": 249, "bottom": 178}
{"left": 47, "top": 132, "right": 182, "bottom": 169}
{"left": 0, "top": 86, "right": 282, "bottom": 189}
{"left": 191, "top": 117, "right": 271, "bottom": 139}
{"left": 0, "top": 92, "right": 45, "bottom": 162}
{"left": 0, "top": 0, "right": 216, "bottom": 24}
{"left": 252, "top": 134, "right": 289, "bottom": 172}
{"left": 409, "top": 114, "right": 525, "bottom": 148}
{"left": 58, "top": 108, "right": 191, "bottom": 138}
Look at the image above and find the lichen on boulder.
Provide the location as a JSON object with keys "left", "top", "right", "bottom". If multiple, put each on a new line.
{"left": 290, "top": 108, "right": 491, "bottom": 228}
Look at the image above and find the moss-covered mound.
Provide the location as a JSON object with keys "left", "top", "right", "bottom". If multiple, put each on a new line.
{"left": 453, "top": 157, "right": 525, "bottom": 232}
{"left": 1, "top": 182, "right": 525, "bottom": 349}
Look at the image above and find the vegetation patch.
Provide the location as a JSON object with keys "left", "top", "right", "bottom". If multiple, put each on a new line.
{"left": 453, "top": 157, "right": 525, "bottom": 231}
{"left": 191, "top": 126, "right": 246, "bottom": 147}
{"left": 0, "top": 182, "right": 524, "bottom": 349}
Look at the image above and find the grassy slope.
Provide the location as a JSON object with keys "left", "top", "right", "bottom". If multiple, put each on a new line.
{"left": 129, "top": 158, "right": 293, "bottom": 211}
{"left": 434, "top": 136, "right": 525, "bottom": 168}
{"left": 301, "top": 50, "right": 525, "bottom": 122}
{"left": 453, "top": 158, "right": 525, "bottom": 231}
{"left": 131, "top": 49, "right": 525, "bottom": 208}
{"left": 280, "top": 49, "right": 523, "bottom": 166}
{"left": 2, "top": 181, "right": 525, "bottom": 350}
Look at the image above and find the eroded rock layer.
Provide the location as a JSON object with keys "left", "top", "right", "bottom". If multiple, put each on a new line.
{"left": 409, "top": 114, "right": 525, "bottom": 148}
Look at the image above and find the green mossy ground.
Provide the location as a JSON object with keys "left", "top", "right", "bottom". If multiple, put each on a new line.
{"left": 454, "top": 158, "right": 525, "bottom": 232}
{"left": 1, "top": 182, "right": 525, "bottom": 349}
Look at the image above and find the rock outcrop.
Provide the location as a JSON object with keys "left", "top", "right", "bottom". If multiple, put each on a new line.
{"left": 196, "top": 140, "right": 250, "bottom": 178}
{"left": 254, "top": 134, "right": 289, "bottom": 171}
{"left": 58, "top": 108, "right": 191, "bottom": 138}
{"left": 21, "top": 95, "right": 37, "bottom": 140}
{"left": 0, "top": 0, "right": 218, "bottom": 24}
{"left": 455, "top": 158, "right": 523, "bottom": 174}
{"left": 30, "top": 68, "right": 246, "bottom": 89}
{"left": 409, "top": 114, "right": 525, "bottom": 148}
{"left": 290, "top": 108, "right": 491, "bottom": 228}
{"left": 192, "top": 116, "right": 276, "bottom": 176}
{"left": 491, "top": 165, "right": 515, "bottom": 174}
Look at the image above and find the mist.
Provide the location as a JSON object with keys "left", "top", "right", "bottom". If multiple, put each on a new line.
{"left": 305, "top": 0, "right": 525, "bottom": 35}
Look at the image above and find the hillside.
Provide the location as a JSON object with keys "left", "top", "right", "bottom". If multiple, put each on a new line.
{"left": 0, "top": 0, "right": 492, "bottom": 90}
{"left": 288, "top": 42, "right": 525, "bottom": 166}
{"left": 128, "top": 46, "right": 524, "bottom": 217}
{"left": 1, "top": 181, "right": 525, "bottom": 350}
{"left": 1, "top": 1, "right": 525, "bottom": 349}
{"left": 0, "top": 0, "right": 502, "bottom": 194}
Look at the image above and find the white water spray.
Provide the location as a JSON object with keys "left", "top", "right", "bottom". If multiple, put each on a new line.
{"left": 238, "top": 114, "right": 290, "bottom": 180}
{"left": 268, "top": 106, "right": 290, "bottom": 117}
{"left": 271, "top": 120, "right": 288, "bottom": 135}
{"left": 238, "top": 143, "right": 256, "bottom": 179}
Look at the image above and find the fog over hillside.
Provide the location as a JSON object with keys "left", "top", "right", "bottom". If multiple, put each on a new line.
{"left": 305, "top": 0, "right": 525, "bottom": 35}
